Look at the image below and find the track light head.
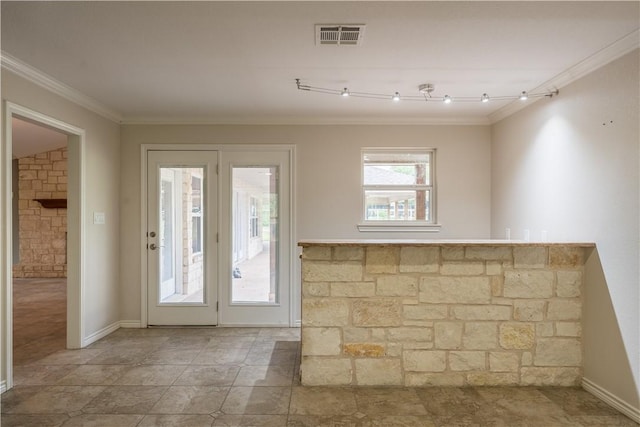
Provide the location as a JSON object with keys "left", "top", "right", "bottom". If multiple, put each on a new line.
{"left": 443, "top": 95, "right": 452, "bottom": 104}
{"left": 481, "top": 93, "right": 490, "bottom": 103}
{"left": 520, "top": 91, "right": 528, "bottom": 101}
{"left": 392, "top": 92, "right": 400, "bottom": 102}
{"left": 341, "top": 88, "right": 350, "bottom": 97}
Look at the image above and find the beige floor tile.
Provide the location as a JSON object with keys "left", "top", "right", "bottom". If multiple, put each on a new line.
{"left": 538, "top": 387, "right": 627, "bottom": 417}
{"left": 475, "top": 387, "right": 566, "bottom": 418}
{"left": 142, "top": 348, "right": 202, "bottom": 365}
{"left": 114, "top": 365, "right": 187, "bottom": 386}
{"left": 233, "top": 365, "right": 294, "bottom": 386}
{"left": 7, "top": 385, "right": 105, "bottom": 414}
{"left": 149, "top": 385, "right": 229, "bottom": 414}
{"left": 82, "top": 385, "right": 169, "bottom": 414}
{"left": 56, "top": 365, "right": 132, "bottom": 385}
{"left": 243, "top": 349, "right": 297, "bottom": 366}
{"left": 138, "top": 414, "right": 215, "bottom": 427}
{"left": 85, "top": 347, "right": 157, "bottom": 365}
{"left": 289, "top": 387, "right": 358, "bottom": 416}
{"left": 1, "top": 414, "right": 69, "bottom": 427}
{"left": 12, "top": 364, "right": 79, "bottom": 386}
{"left": 175, "top": 365, "right": 240, "bottom": 386}
{"left": 156, "top": 336, "right": 211, "bottom": 351}
{"left": 34, "top": 349, "right": 106, "bottom": 365}
{"left": 213, "top": 414, "right": 289, "bottom": 426}
{"left": 61, "top": 414, "right": 144, "bottom": 427}
{"left": 354, "top": 387, "right": 428, "bottom": 416}
{"left": 206, "top": 336, "right": 256, "bottom": 349}
{"left": 221, "top": 386, "right": 291, "bottom": 415}
{"left": 286, "top": 415, "right": 370, "bottom": 427}
{"left": 192, "top": 348, "right": 250, "bottom": 365}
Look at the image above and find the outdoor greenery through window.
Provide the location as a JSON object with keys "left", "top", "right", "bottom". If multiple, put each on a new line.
{"left": 362, "top": 149, "right": 435, "bottom": 223}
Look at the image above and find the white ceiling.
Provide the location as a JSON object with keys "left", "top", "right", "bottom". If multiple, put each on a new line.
{"left": 1, "top": 1, "right": 639, "bottom": 124}
{"left": 11, "top": 117, "right": 67, "bottom": 159}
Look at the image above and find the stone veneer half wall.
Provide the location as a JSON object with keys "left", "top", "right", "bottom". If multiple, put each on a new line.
{"left": 299, "top": 241, "right": 593, "bottom": 387}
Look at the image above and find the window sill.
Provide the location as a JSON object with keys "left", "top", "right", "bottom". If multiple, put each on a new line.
{"left": 357, "top": 222, "right": 442, "bottom": 232}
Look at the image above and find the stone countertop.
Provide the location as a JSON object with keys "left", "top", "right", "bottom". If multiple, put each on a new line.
{"left": 298, "top": 239, "right": 595, "bottom": 247}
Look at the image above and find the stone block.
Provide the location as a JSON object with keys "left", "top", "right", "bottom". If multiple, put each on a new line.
{"left": 402, "top": 342, "right": 434, "bottom": 350}
{"left": 399, "top": 247, "right": 439, "bottom": 273}
{"left": 520, "top": 367, "right": 581, "bottom": 386}
{"left": 462, "top": 322, "right": 497, "bottom": 350}
{"left": 442, "top": 247, "right": 464, "bottom": 260}
{"left": 513, "top": 247, "right": 548, "bottom": 269}
{"left": 302, "top": 328, "right": 341, "bottom": 356}
{"left": 449, "top": 351, "right": 486, "bottom": 371}
{"left": 522, "top": 352, "right": 533, "bottom": 366}
{"left": 534, "top": 338, "right": 582, "bottom": 366}
{"left": 555, "top": 322, "right": 581, "bottom": 337}
{"left": 489, "top": 352, "right": 519, "bottom": 372}
{"left": 491, "top": 276, "right": 504, "bottom": 297}
{"left": 302, "top": 282, "right": 330, "bottom": 297}
{"left": 440, "top": 262, "right": 485, "bottom": 276}
{"left": 486, "top": 262, "right": 503, "bottom": 276}
{"left": 405, "top": 372, "right": 465, "bottom": 387}
{"left": 366, "top": 247, "right": 399, "bottom": 274}
{"left": 420, "top": 277, "right": 491, "bottom": 304}
{"left": 499, "top": 323, "right": 535, "bottom": 349}
{"left": 547, "top": 300, "right": 581, "bottom": 320}
{"left": 466, "top": 372, "right": 518, "bottom": 386}
{"left": 503, "top": 270, "right": 554, "bottom": 298}
{"left": 343, "top": 343, "right": 385, "bottom": 357}
{"left": 301, "top": 357, "right": 352, "bottom": 386}
{"left": 387, "top": 327, "right": 432, "bottom": 342}
{"left": 513, "top": 301, "right": 545, "bottom": 321}
{"left": 549, "top": 247, "right": 584, "bottom": 268}
{"left": 537, "top": 322, "right": 554, "bottom": 337}
{"left": 403, "top": 350, "right": 446, "bottom": 372}
{"left": 376, "top": 276, "right": 418, "bottom": 296}
{"left": 343, "top": 328, "right": 370, "bottom": 343}
{"left": 355, "top": 359, "right": 403, "bottom": 385}
{"left": 353, "top": 299, "right": 402, "bottom": 326}
{"left": 451, "top": 305, "right": 511, "bottom": 321}
{"left": 434, "top": 322, "right": 463, "bottom": 349}
{"left": 331, "top": 282, "right": 375, "bottom": 297}
{"left": 386, "top": 343, "right": 403, "bottom": 357}
{"left": 333, "top": 246, "right": 364, "bottom": 261}
{"left": 465, "top": 246, "right": 512, "bottom": 261}
{"left": 302, "top": 261, "right": 363, "bottom": 282}
{"left": 302, "top": 299, "right": 349, "bottom": 326}
{"left": 302, "top": 246, "right": 331, "bottom": 260}
{"left": 403, "top": 305, "right": 448, "bottom": 320}
{"left": 371, "top": 329, "right": 386, "bottom": 341}
{"left": 556, "top": 271, "right": 582, "bottom": 297}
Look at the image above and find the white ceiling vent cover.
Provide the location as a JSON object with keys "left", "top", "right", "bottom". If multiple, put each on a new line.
{"left": 315, "top": 24, "right": 366, "bottom": 45}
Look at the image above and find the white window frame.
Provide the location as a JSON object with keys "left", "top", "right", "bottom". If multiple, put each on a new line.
{"left": 358, "top": 148, "right": 441, "bottom": 232}
{"left": 191, "top": 173, "right": 203, "bottom": 255}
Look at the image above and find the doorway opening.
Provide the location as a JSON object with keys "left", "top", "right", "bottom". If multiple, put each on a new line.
{"left": 11, "top": 117, "right": 68, "bottom": 367}
{"left": 3, "top": 102, "right": 85, "bottom": 391}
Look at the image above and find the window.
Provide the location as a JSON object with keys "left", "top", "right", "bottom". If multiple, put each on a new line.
{"left": 359, "top": 149, "right": 439, "bottom": 232}
{"left": 191, "top": 175, "right": 203, "bottom": 254}
{"left": 250, "top": 197, "right": 259, "bottom": 238}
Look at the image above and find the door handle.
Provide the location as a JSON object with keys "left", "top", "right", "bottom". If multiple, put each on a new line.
{"left": 149, "top": 243, "right": 158, "bottom": 250}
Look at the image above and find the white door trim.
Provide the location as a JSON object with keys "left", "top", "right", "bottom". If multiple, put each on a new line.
{"left": 140, "top": 144, "right": 296, "bottom": 327}
{"left": 2, "top": 101, "right": 85, "bottom": 390}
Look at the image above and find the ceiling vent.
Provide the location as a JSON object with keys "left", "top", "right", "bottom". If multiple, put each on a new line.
{"left": 315, "top": 24, "right": 366, "bottom": 46}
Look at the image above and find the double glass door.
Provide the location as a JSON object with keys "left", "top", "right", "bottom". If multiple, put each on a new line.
{"left": 146, "top": 149, "right": 291, "bottom": 326}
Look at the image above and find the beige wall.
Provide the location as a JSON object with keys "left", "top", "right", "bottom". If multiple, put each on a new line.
{"left": 491, "top": 50, "right": 640, "bottom": 411}
{"left": 120, "top": 124, "right": 492, "bottom": 323}
{"left": 2, "top": 70, "right": 121, "bottom": 372}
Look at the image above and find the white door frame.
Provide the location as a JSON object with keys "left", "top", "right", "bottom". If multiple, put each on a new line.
{"left": 2, "top": 102, "right": 85, "bottom": 391}
{"left": 140, "top": 144, "right": 296, "bottom": 328}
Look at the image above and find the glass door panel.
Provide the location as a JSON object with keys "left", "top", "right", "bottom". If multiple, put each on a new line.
{"left": 231, "top": 167, "right": 278, "bottom": 304}
{"left": 147, "top": 151, "right": 217, "bottom": 325}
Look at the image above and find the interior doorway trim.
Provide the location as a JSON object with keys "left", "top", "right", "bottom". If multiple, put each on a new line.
{"left": 2, "top": 101, "right": 85, "bottom": 390}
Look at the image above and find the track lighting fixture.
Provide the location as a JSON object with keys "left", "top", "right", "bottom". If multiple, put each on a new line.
{"left": 295, "top": 79, "right": 558, "bottom": 104}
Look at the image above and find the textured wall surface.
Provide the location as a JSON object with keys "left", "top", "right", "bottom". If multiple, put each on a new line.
{"left": 13, "top": 147, "right": 67, "bottom": 278}
{"left": 301, "top": 243, "right": 589, "bottom": 387}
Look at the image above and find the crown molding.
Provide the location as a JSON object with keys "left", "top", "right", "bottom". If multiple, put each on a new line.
{"left": 489, "top": 28, "right": 640, "bottom": 124}
{"left": 1, "top": 51, "right": 123, "bottom": 124}
{"left": 121, "top": 115, "right": 490, "bottom": 126}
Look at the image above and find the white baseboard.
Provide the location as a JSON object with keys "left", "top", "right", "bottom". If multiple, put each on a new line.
{"left": 582, "top": 377, "right": 640, "bottom": 423}
{"left": 119, "top": 320, "right": 142, "bottom": 328}
{"left": 82, "top": 321, "right": 121, "bottom": 347}
{"left": 0, "top": 380, "right": 7, "bottom": 394}
{"left": 218, "top": 323, "right": 297, "bottom": 328}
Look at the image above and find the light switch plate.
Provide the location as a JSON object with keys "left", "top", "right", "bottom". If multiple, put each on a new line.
{"left": 93, "top": 212, "right": 106, "bottom": 225}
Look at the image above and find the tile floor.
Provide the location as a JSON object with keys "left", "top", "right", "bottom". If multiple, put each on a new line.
{"left": 3, "top": 279, "right": 638, "bottom": 426}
